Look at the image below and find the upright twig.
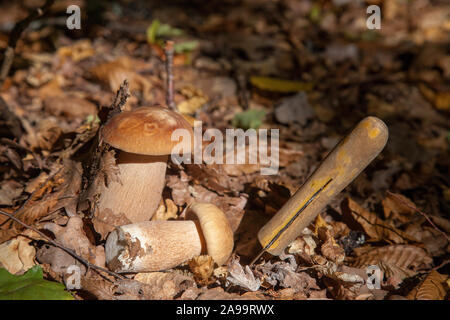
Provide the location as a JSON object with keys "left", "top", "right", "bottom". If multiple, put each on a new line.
{"left": 164, "top": 40, "right": 176, "bottom": 111}
{"left": 106, "top": 79, "right": 130, "bottom": 122}
{"left": 0, "top": 0, "right": 55, "bottom": 87}
{"left": 0, "top": 209, "right": 125, "bottom": 280}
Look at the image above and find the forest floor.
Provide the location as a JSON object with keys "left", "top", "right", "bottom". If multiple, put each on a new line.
{"left": 0, "top": 0, "right": 449, "bottom": 300}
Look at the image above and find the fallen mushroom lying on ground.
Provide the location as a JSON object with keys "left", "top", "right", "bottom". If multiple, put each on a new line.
{"left": 105, "top": 202, "right": 233, "bottom": 272}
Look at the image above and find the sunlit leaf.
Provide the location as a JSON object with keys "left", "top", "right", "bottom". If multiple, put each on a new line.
{"left": 174, "top": 41, "right": 199, "bottom": 54}
{"left": 146, "top": 19, "right": 184, "bottom": 44}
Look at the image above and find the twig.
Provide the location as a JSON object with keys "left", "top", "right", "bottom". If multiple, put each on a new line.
{"left": 431, "top": 259, "right": 450, "bottom": 272}
{"left": 0, "top": 209, "right": 125, "bottom": 280}
{"left": 0, "top": 0, "right": 55, "bottom": 87}
{"left": 106, "top": 79, "right": 130, "bottom": 122}
{"left": 164, "top": 40, "right": 176, "bottom": 111}
{"left": 386, "top": 191, "right": 450, "bottom": 242}
{"left": 78, "top": 81, "right": 130, "bottom": 214}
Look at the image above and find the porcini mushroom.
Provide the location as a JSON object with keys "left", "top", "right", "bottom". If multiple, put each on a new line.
{"left": 98, "top": 106, "right": 193, "bottom": 224}
{"left": 105, "top": 202, "right": 234, "bottom": 272}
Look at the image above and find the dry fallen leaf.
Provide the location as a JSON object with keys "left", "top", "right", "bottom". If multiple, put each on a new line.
{"left": 134, "top": 271, "right": 196, "bottom": 300}
{"left": 382, "top": 192, "right": 417, "bottom": 223}
{"left": 41, "top": 216, "right": 105, "bottom": 271}
{"left": 0, "top": 236, "right": 36, "bottom": 274}
{"left": 318, "top": 227, "right": 346, "bottom": 264}
{"left": 341, "top": 197, "right": 418, "bottom": 244}
{"left": 227, "top": 255, "right": 261, "bottom": 292}
{"left": 188, "top": 255, "right": 215, "bottom": 286}
{"left": 152, "top": 198, "right": 179, "bottom": 221}
{"left": 350, "top": 245, "right": 433, "bottom": 271}
{"left": 407, "top": 271, "right": 448, "bottom": 300}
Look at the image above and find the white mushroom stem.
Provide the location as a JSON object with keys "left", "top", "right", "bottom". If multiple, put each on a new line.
{"left": 105, "top": 221, "right": 204, "bottom": 272}
{"left": 97, "top": 151, "right": 168, "bottom": 224}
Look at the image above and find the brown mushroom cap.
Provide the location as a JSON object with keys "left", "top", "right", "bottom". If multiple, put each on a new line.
{"left": 185, "top": 203, "right": 234, "bottom": 265}
{"left": 101, "top": 106, "right": 193, "bottom": 156}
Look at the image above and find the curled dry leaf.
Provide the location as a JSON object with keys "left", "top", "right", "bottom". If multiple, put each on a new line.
{"left": 341, "top": 197, "right": 418, "bottom": 244}
{"left": 187, "top": 255, "right": 215, "bottom": 286}
{"left": 92, "top": 208, "right": 132, "bottom": 240}
{"left": 0, "top": 236, "right": 36, "bottom": 274}
{"left": 406, "top": 271, "right": 449, "bottom": 300}
{"left": 350, "top": 245, "right": 433, "bottom": 271}
{"left": 258, "top": 259, "right": 320, "bottom": 295}
{"left": 39, "top": 216, "right": 105, "bottom": 273}
{"left": 382, "top": 192, "right": 417, "bottom": 222}
{"left": 288, "top": 234, "right": 317, "bottom": 258}
{"left": 152, "top": 198, "right": 179, "bottom": 221}
{"left": 378, "top": 260, "right": 417, "bottom": 290}
{"left": 318, "top": 227, "right": 345, "bottom": 264}
{"left": 30, "top": 119, "right": 64, "bottom": 151}
{"left": 226, "top": 256, "right": 261, "bottom": 292}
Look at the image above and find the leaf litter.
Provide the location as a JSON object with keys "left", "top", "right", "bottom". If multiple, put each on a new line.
{"left": 0, "top": 0, "right": 448, "bottom": 300}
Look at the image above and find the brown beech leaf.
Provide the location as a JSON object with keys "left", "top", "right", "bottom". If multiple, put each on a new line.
{"left": 407, "top": 271, "right": 449, "bottom": 300}
{"left": 40, "top": 216, "right": 105, "bottom": 272}
{"left": 378, "top": 260, "right": 417, "bottom": 290}
{"left": 341, "top": 197, "right": 418, "bottom": 244}
{"left": 350, "top": 245, "right": 433, "bottom": 271}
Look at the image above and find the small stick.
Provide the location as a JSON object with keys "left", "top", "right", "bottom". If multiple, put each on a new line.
{"left": 0, "top": 209, "right": 125, "bottom": 280}
{"left": 164, "top": 40, "right": 176, "bottom": 111}
{"left": 106, "top": 79, "right": 130, "bottom": 122}
{"left": 386, "top": 191, "right": 450, "bottom": 242}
